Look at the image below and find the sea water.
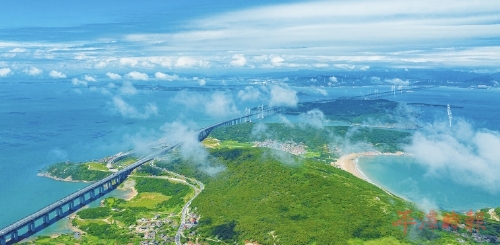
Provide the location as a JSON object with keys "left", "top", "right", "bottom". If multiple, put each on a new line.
{"left": 0, "top": 79, "right": 223, "bottom": 230}
{"left": 358, "top": 87, "right": 500, "bottom": 211}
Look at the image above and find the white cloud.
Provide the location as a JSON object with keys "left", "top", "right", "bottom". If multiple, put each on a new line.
{"left": 111, "top": 96, "right": 158, "bottom": 119}
{"left": 405, "top": 119, "right": 500, "bottom": 193}
{"left": 270, "top": 56, "right": 284, "bottom": 66}
{"left": 106, "top": 72, "right": 122, "bottom": 80}
{"left": 385, "top": 78, "right": 410, "bottom": 86}
{"left": 269, "top": 84, "right": 298, "bottom": 107}
{"left": 230, "top": 54, "right": 247, "bottom": 67}
{"left": 329, "top": 76, "right": 338, "bottom": 82}
{"left": 71, "top": 78, "right": 87, "bottom": 87}
{"left": 175, "top": 56, "right": 207, "bottom": 68}
{"left": 172, "top": 91, "right": 239, "bottom": 118}
{"left": 25, "top": 67, "right": 42, "bottom": 76}
{"left": 298, "top": 109, "right": 326, "bottom": 129}
{"left": 0, "top": 68, "right": 12, "bottom": 77}
{"left": 84, "top": 75, "right": 97, "bottom": 82}
{"left": 9, "top": 48, "right": 26, "bottom": 53}
{"left": 119, "top": 81, "right": 138, "bottom": 95}
{"left": 126, "top": 71, "right": 148, "bottom": 81}
{"left": 120, "top": 57, "right": 138, "bottom": 67}
{"left": 160, "top": 121, "right": 225, "bottom": 176}
{"left": 198, "top": 78, "right": 206, "bottom": 86}
{"left": 49, "top": 70, "right": 66, "bottom": 78}
{"left": 155, "top": 72, "right": 179, "bottom": 81}
{"left": 204, "top": 92, "right": 239, "bottom": 117}
{"left": 237, "top": 86, "right": 262, "bottom": 101}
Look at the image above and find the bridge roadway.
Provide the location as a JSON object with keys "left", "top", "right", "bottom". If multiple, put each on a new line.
{"left": 0, "top": 106, "right": 284, "bottom": 245}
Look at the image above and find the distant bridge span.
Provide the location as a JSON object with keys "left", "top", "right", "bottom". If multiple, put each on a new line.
{"left": 0, "top": 106, "right": 284, "bottom": 245}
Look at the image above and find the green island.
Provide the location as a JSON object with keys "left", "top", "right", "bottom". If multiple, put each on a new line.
{"left": 29, "top": 99, "right": 500, "bottom": 244}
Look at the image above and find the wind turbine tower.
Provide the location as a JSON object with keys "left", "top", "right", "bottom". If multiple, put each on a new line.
{"left": 447, "top": 104, "right": 452, "bottom": 127}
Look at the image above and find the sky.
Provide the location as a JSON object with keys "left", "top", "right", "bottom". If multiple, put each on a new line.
{"left": 1, "top": 0, "right": 500, "bottom": 79}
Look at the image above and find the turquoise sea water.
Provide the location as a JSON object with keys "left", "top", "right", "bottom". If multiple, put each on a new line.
{"left": 358, "top": 155, "right": 500, "bottom": 211}
{"left": 357, "top": 87, "right": 500, "bottom": 211}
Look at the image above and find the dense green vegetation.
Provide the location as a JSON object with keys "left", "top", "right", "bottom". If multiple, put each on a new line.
{"left": 189, "top": 147, "right": 412, "bottom": 244}
{"left": 79, "top": 223, "right": 135, "bottom": 243}
{"left": 210, "top": 123, "right": 411, "bottom": 157}
{"left": 76, "top": 207, "right": 111, "bottom": 219}
{"left": 134, "top": 178, "right": 192, "bottom": 209}
{"left": 286, "top": 99, "right": 400, "bottom": 123}
{"left": 42, "top": 162, "right": 109, "bottom": 181}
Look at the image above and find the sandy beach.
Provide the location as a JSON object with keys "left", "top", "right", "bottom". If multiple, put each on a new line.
{"left": 332, "top": 151, "right": 406, "bottom": 194}
{"left": 120, "top": 178, "right": 138, "bottom": 201}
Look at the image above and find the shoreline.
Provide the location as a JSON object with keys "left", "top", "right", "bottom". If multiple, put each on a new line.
{"left": 332, "top": 151, "right": 406, "bottom": 196}
{"left": 37, "top": 172, "right": 93, "bottom": 183}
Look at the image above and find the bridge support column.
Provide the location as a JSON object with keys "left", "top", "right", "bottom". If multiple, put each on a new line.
{"left": 99, "top": 185, "right": 105, "bottom": 194}
{"left": 0, "top": 235, "right": 5, "bottom": 245}
{"left": 89, "top": 190, "right": 95, "bottom": 199}
{"left": 43, "top": 214, "right": 50, "bottom": 224}
{"left": 79, "top": 195, "right": 85, "bottom": 205}
{"left": 28, "top": 221, "right": 35, "bottom": 232}
{"left": 56, "top": 206, "right": 62, "bottom": 217}
{"left": 69, "top": 201, "right": 74, "bottom": 210}
{"left": 11, "top": 231, "right": 18, "bottom": 241}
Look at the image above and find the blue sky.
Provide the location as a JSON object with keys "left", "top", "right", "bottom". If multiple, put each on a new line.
{"left": 0, "top": 0, "right": 499, "bottom": 79}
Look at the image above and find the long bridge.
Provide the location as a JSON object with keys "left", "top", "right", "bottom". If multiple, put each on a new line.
{"left": 0, "top": 106, "right": 284, "bottom": 245}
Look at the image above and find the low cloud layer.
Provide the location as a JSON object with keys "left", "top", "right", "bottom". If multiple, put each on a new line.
{"left": 126, "top": 71, "right": 148, "bottom": 81}
{"left": 25, "top": 67, "right": 42, "bottom": 76}
{"left": 49, "top": 70, "right": 66, "bottom": 79}
{"left": 0, "top": 68, "right": 12, "bottom": 77}
{"left": 111, "top": 96, "right": 158, "bottom": 119}
{"left": 161, "top": 121, "right": 225, "bottom": 176}
{"left": 106, "top": 72, "right": 122, "bottom": 80}
{"left": 298, "top": 109, "right": 327, "bottom": 129}
{"left": 172, "top": 90, "right": 240, "bottom": 118}
{"left": 155, "top": 72, "right": 179, "bottom": 81}
{"left": 230, "top": 54, "right": 247, "bottom": 67}
{"left": 386, "top": 78, "right": 410, "bottom": 86}
{"left": 269, "top": 84, "right": 298, "bottom": 107}
{"left": 237, "top": 86, "right": 262, "bottom": 102}
{"left": 405, "top": 119, "right": 500, "bottom": 193}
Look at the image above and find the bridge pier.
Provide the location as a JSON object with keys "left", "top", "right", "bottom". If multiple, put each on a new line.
{"left": 79, "top": 195, "right": 85, "bottom": 205}
{"left": 28, "top": 222, "right": 35, "bottom": 232}
{"left": 69, "top": 201, "right": 74, "bottom": 210}
{"left": 99, "top": 185, "right": 104, "bottom": 194}
{"left": 56, "top": 206, "right": 62, "bottom": 217}
{"left": 10, "top": 231, "right": 17, "bottom": 242}
{"left": 0, "top": 235, "right": 5, "bottom": 245}
{"left": 90, "top": 190, "right": 95, "bottom": 199}
{"left": 43, "top": 214, "right": 49, "bottom": 224}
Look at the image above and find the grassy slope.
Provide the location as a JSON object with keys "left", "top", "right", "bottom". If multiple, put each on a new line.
{"left": 191, "top": 147, "right": 412, "bottom": 244}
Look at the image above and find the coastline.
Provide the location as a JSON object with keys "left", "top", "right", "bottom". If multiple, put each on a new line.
{"left": 332, "top": 151, "right": 406, "bottom": 196}
{"left": 30, "top": 175, "right": 138, "bottom": 241}
{"left": 37, "top": 172, "right": 93, "bottom": 183}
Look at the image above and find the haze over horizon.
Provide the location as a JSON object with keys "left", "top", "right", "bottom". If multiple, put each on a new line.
{"left": 0, "top": 0, "right": 500, "bottom": 81}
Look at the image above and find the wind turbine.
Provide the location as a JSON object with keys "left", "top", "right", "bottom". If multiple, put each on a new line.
{"left": 447, "top": 104, "right": 452, "bottom": 127}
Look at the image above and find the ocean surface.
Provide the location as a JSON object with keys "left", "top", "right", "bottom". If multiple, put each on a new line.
{"left": 358, "top": 87, "right": 500, "bottom": 212}
{"left": 1, "top": 79, "right": 499, "bottom": 235}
